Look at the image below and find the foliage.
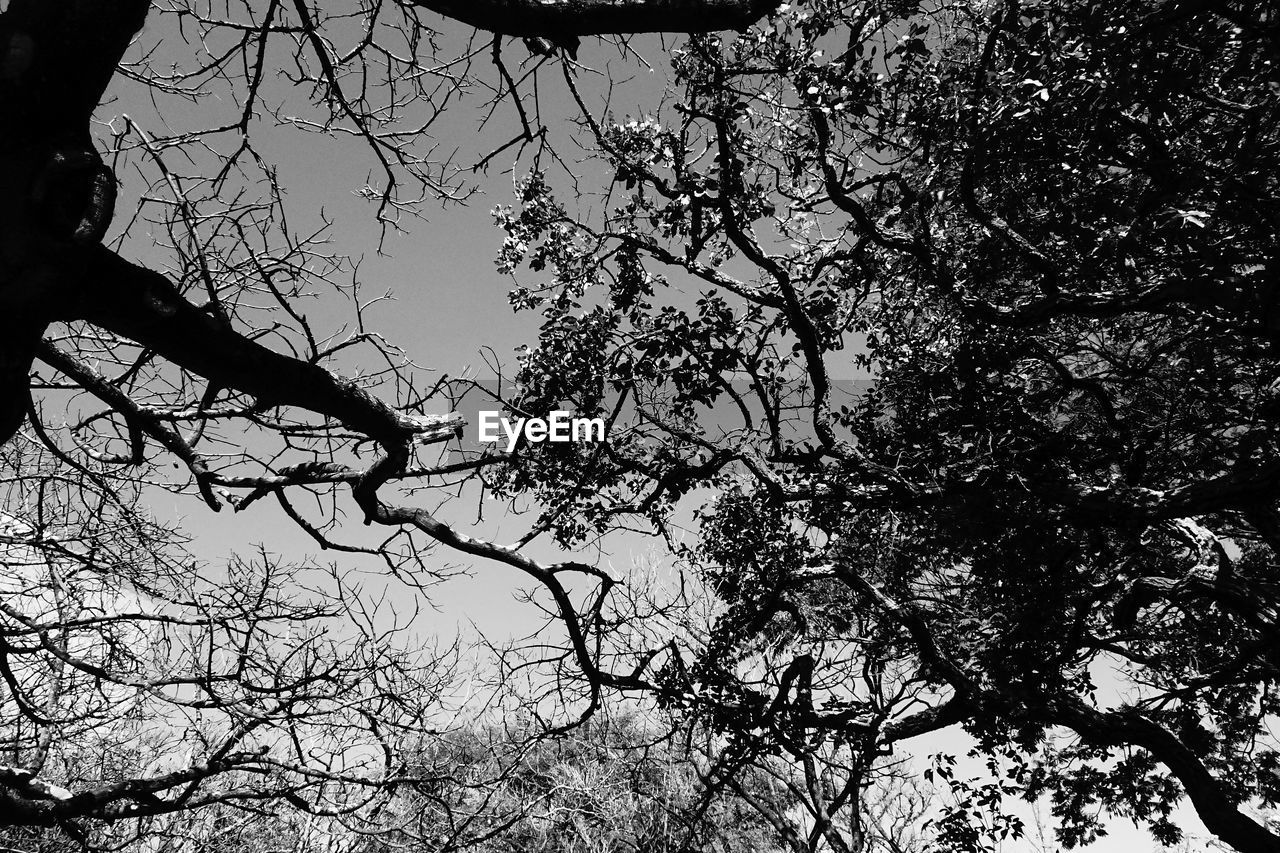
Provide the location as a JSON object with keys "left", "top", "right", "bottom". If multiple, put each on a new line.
{"left": 488, "top": 1, "right": 1280, "bottom": 850}
{"left": 3, "top": 0, "right": 1280, "bottom": 851}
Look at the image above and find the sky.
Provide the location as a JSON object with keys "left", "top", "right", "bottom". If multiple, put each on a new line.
{"left": 94, "top": 8, "right": 742, "bottom": 645}
{"left": 98, "top": 3, "right": 603, "bottom": 637}
{"left": 50, "top": 3, "right": 1230, "bottom": 849}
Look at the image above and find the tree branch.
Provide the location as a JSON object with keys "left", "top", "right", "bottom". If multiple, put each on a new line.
{"left": 407, "top": 0, "right": 778, "bottom": 38}
{"left": 67, "top": 246, "right": 461, "bottom": 449}
{"left": 1049, "top": 699, "right": 1280, "bottom": 853}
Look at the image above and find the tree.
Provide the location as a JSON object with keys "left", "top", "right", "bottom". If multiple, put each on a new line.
{"left": 4, "top": 0, "right": 1280, "bottom": 852}
{"left": 0, "top": 435, "right": 462, "bottom": 841}
{"left": 485, "top": 0, "right": 1280, "bottom": 851}
{"left": 369, "top": 712, "right": 788, "bottom": 852}
{"left": 306, "top": 710, "right": 936, "bottom": 853}
{"left": 0, "top": 0, "right": 774, "bottom": 837}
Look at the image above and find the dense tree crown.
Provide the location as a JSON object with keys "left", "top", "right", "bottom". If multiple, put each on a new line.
{"left": 1, "top": 0, "right": 1279, "bottom": 851}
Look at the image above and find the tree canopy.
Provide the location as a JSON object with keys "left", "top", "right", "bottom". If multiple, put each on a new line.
{"left": 2, "top": 0, "right": 1280, "bottom": 851}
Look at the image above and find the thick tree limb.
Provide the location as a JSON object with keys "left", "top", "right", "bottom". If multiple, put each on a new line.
{"left": 1048, "top": 699, "right": 1280, "bottom": 853}
{"left": 69, "top": 246, "right": 460, "bottom": 449}
{"left": 832, "top": 547, "right": 1280, "bottom": 853}
{"left": 0, "top": 752, "right": 266, "bottom": 825}
{"left": 1051, "top": 462, "right": 1280, "bottom": 522}
{"left": 0, "top": 0, "right": 150, "bottom": 135}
